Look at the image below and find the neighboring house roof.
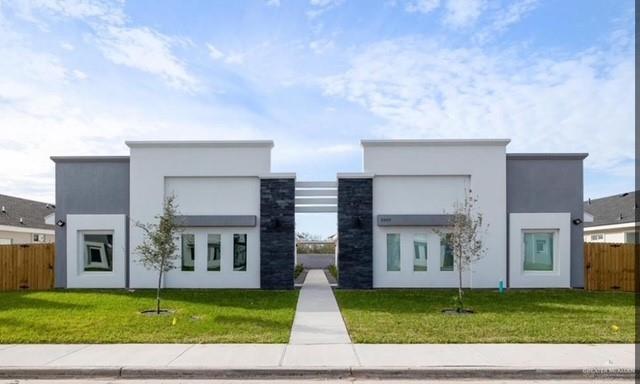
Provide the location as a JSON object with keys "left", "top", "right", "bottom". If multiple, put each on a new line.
{"left": 0, "top": 194, "right": 55, "bottom": 230}
{"left": 584, "top": 191, "right": 637, "bottom": 228}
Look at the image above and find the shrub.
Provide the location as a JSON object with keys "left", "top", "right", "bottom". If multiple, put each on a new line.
{"left": 294, "top": 263, "right": 305, "bottom": 278}
{"left": 328, "top": 264, "right": 338, "bottom": 280}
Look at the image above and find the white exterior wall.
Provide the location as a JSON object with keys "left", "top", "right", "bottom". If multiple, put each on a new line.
{"left": 128, "top": 142, "right": 271, "bottom": 288}
{"left": 66, "top": 214, "right": 126, "bottom": 288}
{"left": 584, "top": 223, "right": 638, "bottom": 244}
{"left": 509, "top": 213, "right": 571, "bottom": 288}
{"left": 364, "top": 140, "right": 509, "bottom": 288}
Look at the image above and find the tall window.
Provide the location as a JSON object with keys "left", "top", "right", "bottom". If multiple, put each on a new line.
{"left": 207, "top": 234, "right": 221, "bottom": 271}
{"left": 181, "top": 234, "right": 195, "bottom": 271}
{"left": 523, "top": 232, "right": 554, "bottom": 271}
{"left": 82, "top": 232, "right": 113, "bottom": 272}
{"left": 413, "top": 234, "right": 428, "bottom": 271}
{"left": 233, "top": 234, "right": 247, "bottom": 271}
{"left": 386, "top": 233, "right": 401, "bottom": 271}
{"left": 440, "top": 233, "right": 454, "bottom": 271}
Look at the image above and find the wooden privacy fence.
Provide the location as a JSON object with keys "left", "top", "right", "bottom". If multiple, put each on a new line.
{"left": 584, "top": 243, "right": 638, "bottom": 292}
{"left": 0, "top": 243, "right": 55, "bottom": 291}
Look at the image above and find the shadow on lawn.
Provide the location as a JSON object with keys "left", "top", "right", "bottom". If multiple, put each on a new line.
{"left": 0, "top": 294, "right": 90, "bottom": 312}
{"left": 42, "top": 288, "right": 299, "bottom": 311}
{"left": 335, "top": 289, "right": 633, "bottom": 316}
{"left": 213, "top": 314, "right": 291, "bottom": 330}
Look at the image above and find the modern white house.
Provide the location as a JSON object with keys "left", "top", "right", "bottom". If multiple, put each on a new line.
{"left": 52, "top": 139, "right": 587, "bottom": 290}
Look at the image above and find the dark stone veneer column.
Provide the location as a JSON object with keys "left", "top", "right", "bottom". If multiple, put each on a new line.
{"left": 338, "top": 177, "right": 373, "bottom": 289}
{"left": 260, "top": 177, "right": 295, "bottom": 290}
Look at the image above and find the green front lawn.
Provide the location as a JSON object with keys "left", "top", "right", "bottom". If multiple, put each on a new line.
{"left": 334, "top": 289, "right": 634, "bottom": 343}
{"left": 0, "top": 289, "right": 298, "bottom": 343}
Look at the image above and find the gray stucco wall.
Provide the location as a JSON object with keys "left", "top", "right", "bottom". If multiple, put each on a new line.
{"left": 506, "top": 154, "right": 587, "bottom": 288}
{"left": 337, "top": 178, "right": 373, "bottom": 289}
{"left": 260, "top": 178, "right": 295, "bottom": 289}
{"left": 52, "top": 157, "right": 130, "bottom": 288}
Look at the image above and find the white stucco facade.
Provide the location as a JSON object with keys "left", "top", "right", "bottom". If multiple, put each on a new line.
{"left": 127, "top": 141, "right": 272, "bottom": 289}
{"left": 66, "top": 214, "right": 127, "bottom": 288}
{"left": 509, "top": 212, "right": 571, "bottom": 288}
{"left": 364, "top": 140, "right": 509, "bottom": 289}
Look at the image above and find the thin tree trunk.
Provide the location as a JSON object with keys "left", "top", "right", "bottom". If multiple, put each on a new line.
{"left": 156, "top": 255, "right": 165, "bottom": 314}
{"left": 458, "top": 261, "right": 463, "bottom": 311}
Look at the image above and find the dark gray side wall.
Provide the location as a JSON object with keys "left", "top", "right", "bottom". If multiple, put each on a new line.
{"left": 506, "top": 156, "right": 585, "bottom": 288}
{"left": 260, "top": 178, "right": 295, "bottom": 290}
{"left": 337, "top": 178, "right": 373, "bottom": 289}
{"left": 53, "top": 159, "right": 130, "bottom": 288}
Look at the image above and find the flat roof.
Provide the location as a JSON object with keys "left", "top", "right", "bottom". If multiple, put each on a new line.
{"left": 125, "top": 140, "right": 274, "bottom": 148}
{"left": 361, "top": 139, "right": 511, "bottom": 147}
{"left": 507, "top": 153, "right": 588, "bottom": 160}
{"left": 50, "top": 156, "right": 130, "bottom": 163}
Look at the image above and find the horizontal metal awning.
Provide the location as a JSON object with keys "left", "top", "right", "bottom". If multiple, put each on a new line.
{"left": 295, "top": 181, "right": 338, "bottom": 213}
{"left": 176, "top": 215, "right": 257, "bottom": 227}
{"left": 377, "top": 214, "right": 454, "bottom": 227}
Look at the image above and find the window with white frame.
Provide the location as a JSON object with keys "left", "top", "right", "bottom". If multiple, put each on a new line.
{"left": 413, "top": 234, "right": 428, "bottom": 271}
{"left": 386, "top": 233, "right": 401, "bottom": 271}
{"left": 440, "top": 233, "right": 454, "bottom": 271}
{"left": 207, "top": 234, "right": 221, "bottom": 271}
{"left": 181, "top": 234, "right": 195, "bottom": 271}
{"left": 82, "top": 232, "right": 113, "bottom": 272}
{"left": 590, "top": 233, "right": 604, "bottom": 241}
{"left": 233, "top": 234, "right": 247, "bottom": 271}
{"left": 523, "top": 231, "right": 554, "bottom": 271}
{"left": 624, "top": 231, "right": 638, "bottom": 244}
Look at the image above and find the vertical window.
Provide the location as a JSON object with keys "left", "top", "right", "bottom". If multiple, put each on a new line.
{"left": 233, "top": 234, "right": 247, "bottom": 271}
{"left": 440, "top": 233, "right": 454, "bottom": 271}
{"left": 83, "top": 232, "right": 113, "bottom": 272}
{"left": 386, "top": 233, "right": 401, "bottom": 271}
{"left": 624, "top": 232, "right": 638, "bottom": 244}
{"left": 523, "top": 232, "right": 554, "bottom": 271}
{"left": 413, "top": 235, "right": 428, "bottom": 271}
{"left": 181, "top": 234, "right": 195, "bottom": 271}
{"left": 207, "top": 234, "right": 221, "bottom": 271}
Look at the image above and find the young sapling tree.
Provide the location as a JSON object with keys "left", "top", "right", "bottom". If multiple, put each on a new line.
{"left": 135, "top": 195, "right": 181, "bottom": 314}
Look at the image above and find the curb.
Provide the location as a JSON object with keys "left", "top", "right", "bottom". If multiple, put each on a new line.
{"left": 0, "top": 367, "right": 635, "bottom": 380}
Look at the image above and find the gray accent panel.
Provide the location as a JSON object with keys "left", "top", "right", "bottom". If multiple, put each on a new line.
{"left": 507, "top": 157, "right": 585, "bottom": 288}
{"left": 338, "top": 178, "right": 373, "bottom": 289}
{"left": 53, "top": 159, "right": 130, "bottom": 288}
{"left": 176, "top": 215, "right": 256, "bottom": 227}
{"left": 377, "top": 214, "right": 454, "bottom": 227}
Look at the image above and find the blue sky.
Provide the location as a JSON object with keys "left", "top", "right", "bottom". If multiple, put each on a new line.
{"left": 0, "top": 0, "right": 634, "bottom": 237}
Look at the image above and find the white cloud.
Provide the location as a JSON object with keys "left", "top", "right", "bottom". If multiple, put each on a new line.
{"left": 224, "top": 52, "right": 245, "bottom": 65}
{"left": 61, "top": 41, "right": 75, "bottom": 50}
{"left": 475, "top": 0, "right": 539, "bottom": 43}
{"left": 96, "top": 25, "right": 198, "bottom": 91}
{"left": 72, "top": 69, "right": 87, "bottom": 79}
{"left": 7, "top": 0, "right": 198, "bottom": 91}
{"left": 405, "top": 0, "right": 440, "bottom": 14}
{"left": 307, "top": 0, "right": 344, "bottom": 18}
{"left": 309, "top": 39, "right": 334, "bottom": 54}
{"left": 322, "top": 36, "right": 634, "bottom": 175}
{"left": 266, "top": 0, "right": 281, "bottom": 6}
{"left": 206, "top": 43, "right": 225, "bottom": 60}
{"left": 443, "top": 0, "right": 486, "bottom": 28}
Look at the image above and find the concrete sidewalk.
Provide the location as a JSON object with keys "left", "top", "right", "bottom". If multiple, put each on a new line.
{"left": 289, "top": 269, "right": 350, "bottom": 345}
{"left": 0, "top": 343, "right": 635, "bottom": 380}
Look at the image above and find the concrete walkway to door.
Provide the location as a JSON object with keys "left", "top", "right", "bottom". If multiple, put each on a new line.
{"left": 289, "top": 269, "right": 351, "bottom": 345}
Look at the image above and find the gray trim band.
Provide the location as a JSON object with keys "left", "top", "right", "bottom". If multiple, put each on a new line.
{"left": 50, "top": 156, "right": 130, "bottom": 163}
{"left": 507, "top": 153, "right": 588, "bottom": 160}
{"left": 377, "top": 214, "right": 454, "bottom": 226}
{"left": 176, "top": 215, "right": 257, "bottom": 227}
